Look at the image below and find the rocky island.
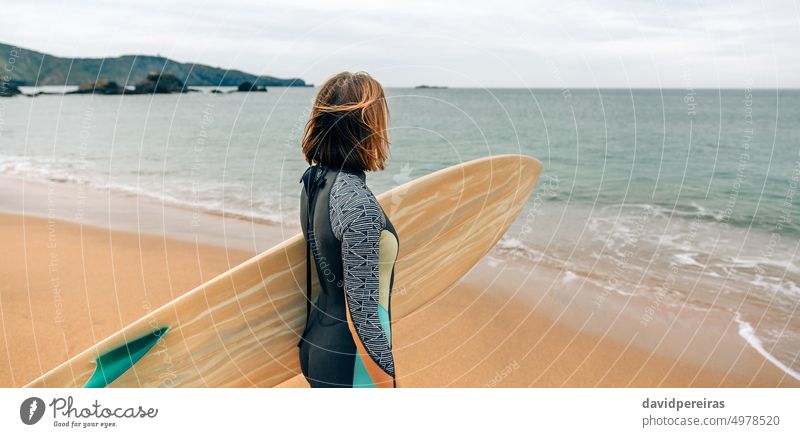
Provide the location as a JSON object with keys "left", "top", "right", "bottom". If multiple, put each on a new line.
{"left": 68, "top": 79, "right": 126, "bottom": 95}
{"left": 236, "top": 81, "right": 268, "bottom": 92}
{"left": 129, "top": 72, "right": 192, "bottom": 94}
{"left": 0, "top": 80, "right": 22, "bottom": 97}
{"left": 0, "top": 42, "right": 310, "bottom": 89}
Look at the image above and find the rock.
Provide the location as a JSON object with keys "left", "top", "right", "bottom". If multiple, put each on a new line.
{"left": 0, "top": 80, "right": 22, "bottom": 97}
{"left": 68, "top": 79, "right": 125, "bottom": 95}
{"left": 129, "top": 72, "right": 188, "bottom": 94}
{"left": 237, "top": 81, "right": 268, "bottom": 92}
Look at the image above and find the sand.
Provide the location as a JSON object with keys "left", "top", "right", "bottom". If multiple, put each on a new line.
{"left": 0, "top": 177, "right": 796, "bottom": 388}
{"left": 279, "top": 262, "right": 798, "bottom": 388}
{"left": 0, "top": 212, "right": 254, "bottom": 387}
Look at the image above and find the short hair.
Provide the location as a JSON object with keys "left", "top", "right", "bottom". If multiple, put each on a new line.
{"left": 301, "top": 71, "right": 390, "bottom": 172}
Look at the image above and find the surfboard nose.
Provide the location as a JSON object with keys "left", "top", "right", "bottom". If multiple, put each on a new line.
{"left": 470, "top": 153, "right": 543, "bottom": 196}
{"left": 489, "top": 153, "right": 542, "bottom": 176}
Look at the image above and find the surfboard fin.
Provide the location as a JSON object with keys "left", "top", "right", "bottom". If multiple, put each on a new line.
{"left": 83, "top": 327, "right": 169, "bottom": 388}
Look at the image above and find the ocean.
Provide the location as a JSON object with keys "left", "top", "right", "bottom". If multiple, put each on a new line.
{"left": 1, "top": 86, "right": 798, "bottom": 378}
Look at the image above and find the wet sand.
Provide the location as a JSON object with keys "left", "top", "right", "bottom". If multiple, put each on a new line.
{"left": 0, "top": 177, "right": 796, "bottom": 387}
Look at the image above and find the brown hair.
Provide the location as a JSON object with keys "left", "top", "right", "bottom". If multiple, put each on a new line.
{"left": 301, "top": 71, "right": 390, "bottom": 172}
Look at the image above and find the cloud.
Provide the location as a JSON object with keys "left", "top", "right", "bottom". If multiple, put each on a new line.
{"left": 1, "top": 0, "right": 797, "bottom": 87}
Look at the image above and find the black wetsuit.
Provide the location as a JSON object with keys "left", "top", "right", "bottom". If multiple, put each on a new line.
{"left": 298, "top": 165, "right": 398, "bottom": 388}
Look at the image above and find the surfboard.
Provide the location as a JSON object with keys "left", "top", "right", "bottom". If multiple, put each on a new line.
{"left": 25, "top": 154, "right": 542, "bottom": 388}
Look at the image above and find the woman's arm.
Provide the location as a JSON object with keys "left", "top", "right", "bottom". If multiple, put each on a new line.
{"left": 331, "top": 172, "right": 395, "bottom": 388}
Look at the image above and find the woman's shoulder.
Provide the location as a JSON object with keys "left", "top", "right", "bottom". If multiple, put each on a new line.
{"left": 329, "top": 171, "right": 385, "bottom": 239}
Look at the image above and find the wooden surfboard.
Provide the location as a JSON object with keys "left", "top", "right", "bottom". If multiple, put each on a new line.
{"left": 25, "top": 154, "right": 543, "bottom": 388}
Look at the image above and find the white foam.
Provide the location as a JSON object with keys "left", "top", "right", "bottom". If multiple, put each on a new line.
{"left": 485, "top": 255, "right": 503, "bottom": 268}
{"left": 494, "top": 237, "right": 546, "bottom": 263}
{"left": 0, "top": 155, "right": 291, "bottom": 226}
{"left": 102, "top": 181, "right": 290, "bottom": 226}
{"left": 673, "top": 252, "right": 704, "bottom": 268}
{"left": 734, "top": 312, "right": 800, "bottom": 382}
{"left": 726, "top": 256, "right": 800, "bottom": 276}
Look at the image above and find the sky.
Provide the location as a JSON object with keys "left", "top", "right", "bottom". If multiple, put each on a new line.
{"left": 2, "top": 0, "right": 799, "bottom": 88}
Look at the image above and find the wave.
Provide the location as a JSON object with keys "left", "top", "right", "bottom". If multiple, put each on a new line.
{"left": 734, "top": 312, "right": 800, "bottom": 382}
{"left": 558, "top": 200, "right": 800, "bottom": 237}
{"left": 0, "top": 154, "right": 291, "bottom": 226}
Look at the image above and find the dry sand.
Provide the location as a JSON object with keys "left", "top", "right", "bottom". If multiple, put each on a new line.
{"left": 279, "top": 262, "right": 798, "bottom": 388}
{"left": 0, "top": 177, "right": 796, "bottom": 388}
{"left": 0, "top": 212, "right": 253, "bottom": 387}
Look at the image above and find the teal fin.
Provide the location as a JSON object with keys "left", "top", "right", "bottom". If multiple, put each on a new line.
{"left": 84, "top": 327, "right": 169, "bottom": 388}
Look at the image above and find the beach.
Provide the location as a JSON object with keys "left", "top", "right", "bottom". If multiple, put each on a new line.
{"left": 1, "top": 88, "right": 798, "bottom": 388}
{"left": 1, "top": 176, "right": 795, "bottom": 388}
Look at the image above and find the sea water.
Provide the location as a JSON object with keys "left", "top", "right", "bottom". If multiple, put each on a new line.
{"left": 1, "top": 87, "right": 797, "bottom": 378}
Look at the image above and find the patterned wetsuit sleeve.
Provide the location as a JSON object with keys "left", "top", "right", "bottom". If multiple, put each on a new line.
{"left": 330, "top": 173, "right": 395, "bottom": 384}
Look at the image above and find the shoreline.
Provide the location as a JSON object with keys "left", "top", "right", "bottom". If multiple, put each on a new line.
{"left": 0, "top": 174, "right": 295, "bottom": 252}
{"left": 0, "top": 175, "right": 796, "bottom": 387}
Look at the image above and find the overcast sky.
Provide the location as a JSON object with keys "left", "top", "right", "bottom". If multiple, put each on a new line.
{"left": 2, "top": 0, "right": 798, "bottom": 88}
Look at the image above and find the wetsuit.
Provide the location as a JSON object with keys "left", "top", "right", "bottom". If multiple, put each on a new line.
{"left": 298, "top": 165, "right": 398, "bottom": 388}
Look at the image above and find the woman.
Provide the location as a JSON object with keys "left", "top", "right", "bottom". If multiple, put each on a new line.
{"left": 297, "top": 72, "right": 398, "bottom": 388}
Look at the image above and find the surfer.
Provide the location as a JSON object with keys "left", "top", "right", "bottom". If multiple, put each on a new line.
{"left": 298, "top": 71, "right": 398, "bottom": 388}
